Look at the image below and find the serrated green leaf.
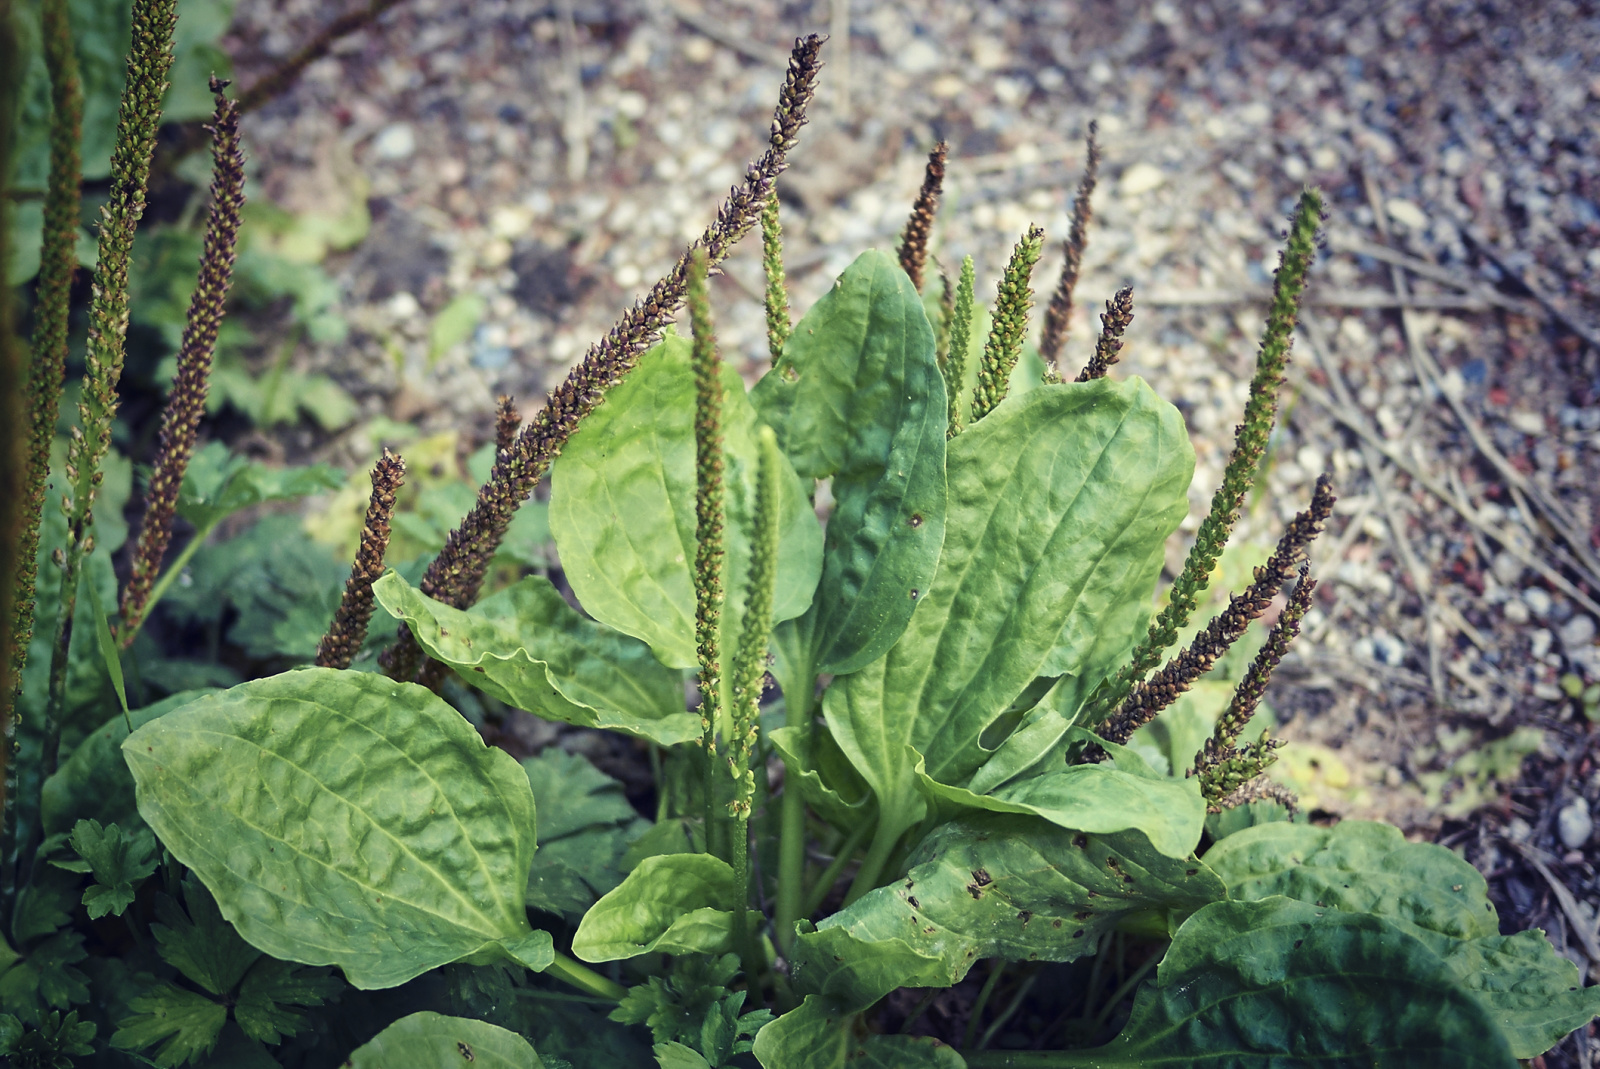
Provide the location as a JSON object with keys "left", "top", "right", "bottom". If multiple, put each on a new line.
{"left": 67, "top": 819, "right": 157, "bottom": 919}
{"left": 1205, "top": 820, "right": 1600, "bottom": 1057}
{"left": 0, "top": 930, "right": 90, "bottom": 1021}
{"left": 1071, "top": 897, "right": 1517, "bottom": 1067}
{"left": 751, "top": 250, "right": 947, "bottom": 675}
{"left": 112, "top": 982, "right": 226, "bottom": 1068}
{"left": 152, "top": 878, "right": 261, "bottom": 997}
{"left": 825, "top": 378, "right": 1194, "bottom": 851}
{"left": 374, "top": 573, "right": 698, "bottom": 746}
{"left": 42, "top": 690, "right": 217, "bottom": 838}
{"left": 654, "top": 1042, "right": 711, "bottom": 1069}
{"left": 176, "top": 442, "right": 345, "bottom": 532}
{"left": 573, "top": 854, "right": 751, "bottom": 962}
{"left": 125, "top": 668, "right": 554, "bottom": 989}
{"left": 232, "top": 958, "right": 339, "bottom": 1045}
{"left": 344, "top": 1011, "right": 545, "bottom": 1068}
{"left": 548, "top": 335, "right": 823, "bottom": 674}
{"left": 521, "top": 750, "right": 646, "bottom": 919}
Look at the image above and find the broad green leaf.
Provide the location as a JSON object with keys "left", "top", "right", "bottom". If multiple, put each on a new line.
{"left": 752, "top": 1000, "right": 965, "bottom": 1069}
{"left": 766, "top": 725, "right": 874, "bottom": 829}
{"left": 825, "top": 379, "right": 1194, "bottom": 848}
{"left": 573, "top": 854, "right": 752, "bottom": 962}
{"left": 42, "top": 690, "right": 216, "bottom": 838}
{"left": 125, "top": 669, "right": 554, "bottom": 989}
{"left": 1074, "top": 897, "right": 1517, "bottom": 1067}
{"left": 549, "top": 335, "right": 823, "bottom": 671}
{"left": 375, "top": 573, "right": 698, "bottom": 746}
{"left": 1205, "top": 820, "right": 1600, "bottom": 1057}
{"left": 176, "top": 442, "right": 345, "bottom": 531}
{"left": 111, "top": 982, "right": 227, "bottom": 1068}
{"left": 345, "top": 1011, "right": 544, "bottom": 1069}
{"left": 915, "top": 757, "right": 1206, "bottom": 859}
{"left": 751, "top": 250, "right": 947, "bottom": 674}
{"left": 787, "top": 813, "right": 1223, "bottom": 1017}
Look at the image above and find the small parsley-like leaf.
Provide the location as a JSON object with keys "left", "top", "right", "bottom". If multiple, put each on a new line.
{"left": 68, "top": 819, "right": 158, "bottom": 919}
{"left": 654, "top": 1041, "right": 711, "bottom": 1069}
{"left": 151, "top": 878, "right": 260, "bottom": 997}
{"left": 0, "top": 931, "right": 92, "bottom": 1021}
{"left": 111, "top": 981, "right": 226, "bottom": 1068}
{"left": 2, "top": 1010, "right": 97, "bottom": 1068}
{"left": 233, "top": 958, "right": 340, "bottom": 1045}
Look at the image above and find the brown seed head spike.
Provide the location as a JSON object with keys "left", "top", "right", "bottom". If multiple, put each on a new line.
{"left": 494, "top": 395, "right": 521, "bottom": 456}
{"left": 317, "top": 450, "right": 405, "bottom": 670}
{"left": 382, "top": 34, "right": 824, "bottom": 682}
{"left": 1076, "top": 285, "right": 1133, "bottom": 383}
{"left": 1039, "top": 122, "right": 1100, "bottom": 377}
{"left": 1210, "top": 778, "right": 1298, "bottom": 816}
{"left": 120, "top": 79, "right": 246, "bottom": 644}
{"left": 899, "top": 141, "right": 946, "bottom": 292}
{"left": 1099, "top": 474, "right": 1335, "bottom": 746}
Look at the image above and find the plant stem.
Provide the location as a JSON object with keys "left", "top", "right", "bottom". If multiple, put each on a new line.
{"left": 730, "top": 812, "right": 761, "bottom": 1005}
{"left": 137, "top": 520, "right": 217, "bottom": 628}
{"left": 774, "top": 658, "right": 814, "bottom": 952}
{"left": 799, "top": 816, "right": 871, "bottom": 918}
{"left": 962, "top": 962, "right": 1006, "bottom": 1049}
{"left": 979, "top": 968, "right": 1041, "bottom": 1050}
{"left": 843, "top": 816, "right": 903, "bottom": 907}
{"left": 544, "top": 952, "right": 626, "bottom": 1002}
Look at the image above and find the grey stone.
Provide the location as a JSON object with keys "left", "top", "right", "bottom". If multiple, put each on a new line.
{"left": 1558, "top": 798, "right": 1594, "bottom": 850}
{"left": 1560, "top": 614, "right": 1597, "bottom": 650}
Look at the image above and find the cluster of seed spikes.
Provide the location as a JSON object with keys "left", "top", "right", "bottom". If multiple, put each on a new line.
{"left": 943, "top": 256, "right": 977, "bottom": 437}
{"left": 120, "top": 80, "right": 246, "bottom": 645}
{"left": 1084, "top": 189, "right": 1326, "bottom": 727}
{"left": 1192, "top": 563, "right": 1318, "bottom": 809}
{"left": 1, "top": 0, "right": 26, "bottom": 817}
{"left": 1039, "top": 123, "right": 1100, "bottom": 382}
{"left": 1097, "top": 474, "right": 1335, "bottom": 748}
{"left": 760, "top": 191, "right": 790, "bottom": 361}
{"left": 381, "top": 33, "right": 823, "bottom": 686}
{"left": 315, "top": 451, "right": 406, "bottom": 671}
{"left": 1077, "top": 285, "right": 1134, "bottom": 383}
{"left": 687, "top": 248, "right": 727, "bottom": 759}
{"left": 970, "top": 226, "right": 1045, "bottom": 425}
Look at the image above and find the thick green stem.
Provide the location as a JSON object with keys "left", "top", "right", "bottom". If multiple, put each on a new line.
{"left": 774, "top": 664, "right": 813, "bottom": 952}
{"left": 962, "top": 962, "right": 1006, "bottom": 1048}
{"left": 136, "top": 519, "right": 216, "bottom": 633}
{"left": 799, "top": 816, "right": 871, "bottom": 919}
{"left": 842, "top": 813, "right": 905, "bottom": 907}
{"left": 544, "top": 952, "right": 626, "bottom": 1002}
{"left": 730, "top": 813, "right": 762, "bottom": 1005}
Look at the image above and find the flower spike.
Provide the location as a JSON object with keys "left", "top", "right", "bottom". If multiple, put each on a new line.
{"left": 971, "top": 225, "right": 1045, "bottom": 424}
{"left": 898, "top": 141, "right": 946, "bottom": 293}
{"left": 760, "top": 189, "right": 790, "bottom": 362}
{"left": 945, "top": 255, "right": 976, "bottom": 437}
{"left": 1039, "top": 122, "right": 1100, "bottom": 379}
{"left": 1076, "top": 285, "right": 1133, "bottom": 383}
{"left": 316, "top": 451, "right": 405, "bottom": 670}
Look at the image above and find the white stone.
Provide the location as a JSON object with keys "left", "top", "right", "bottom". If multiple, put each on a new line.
{"left": 1558, "top": 799, "right": 1594, "bottom": 850}
{"left": 373, "top": 122, "right": 416, "bottom": 160}
{"left": 385, "top": 291, "right": 421, "bottom": 319}
{"left": 1503, "top": 600, "right": 1531, "bottom": 625}
{"left": 897, "top": 39, "right": 941, "bottom": 75}
{"left": 1524, "top": 587, "right": 1554, "bottom": 618}
{"left": 1532, "top": 628, "right": 1554, "bottom": 659}
{"left": 1492, "top": 552, "right": 1524, "bottom": 585}
{"left": 1119, "top": 162, "right": 1166, "bottom": 198}
{"left": 1509, "top": 409, "right": 1546, "bottom": 435}
{"left": 1561, "top": 614, "right": 1597, "bottom": 649}
{"left": 1385, "top": 198, "right": 1429, "bottom": 231}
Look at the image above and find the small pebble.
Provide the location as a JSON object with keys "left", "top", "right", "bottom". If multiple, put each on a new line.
{"left": 1558, "top": 798, "right": 1594, "bottom": 850}
{"left": 1503, "top": 600, "right": 1531, "bottom": 625}
{"left": 1119, "top": 162, "right": 1167, "bottom": 198}
{"left": 1523, "top": 587, "right": 1554, "bottom": 618}
{"left": 1492, "top": 553, "right": 1524, "bottom": 584}
{"left": 373, "top": 122, "right": 417, "bottom": 160}
{"left": 1559, "top": 615, "right": 1597, "bottom": 649}
{"left": 1532, "top": 629, "right": 1554, "bottom": 659}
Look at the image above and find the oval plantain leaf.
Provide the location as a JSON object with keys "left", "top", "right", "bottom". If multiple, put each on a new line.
{"left": 1205, "top": 820, "right": 1600, "bottom": 1057}
{"left": 373, "top": 572, "right": 699, "bottom": 746}
{"left": 548, "top": 335, "right": 822, "bottom": 673}
{"left": 915, "top": 756, "right": 1207, "bottom": 860}
{"left": 787, "top": 813, "right": 1224, "bottom": 1016}
{"left": 825, "top": 378, "right": 1194, "bottom": 849}
{"left": 751, "top": 249, "right": 947, "bottom": 675}
{"left": 751, "top": 1000, "right": 965, "bottom": 1069}
{"left": 571, "top": 853, "right": 752, "bottom": 963}
{"left": 1078, "top": 897, "right": 1517, "bottom": 1067}
{"left": 124, "top": 669, "right": 554, "bottom": 989}
{"left": 345, "top": 1011, "right": 544, "bottom": 1068}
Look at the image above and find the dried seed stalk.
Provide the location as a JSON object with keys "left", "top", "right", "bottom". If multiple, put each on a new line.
{"left": 1099, "top": 475, "right": 1334, "bottom": 745}
{"left": 382, "top": 34, "right": 824, "bottom": 682}
{"left": 120, "top": 80, "right": 246, "bottom": 645}
{"left": 1076, "top": 285, "right": 1133, "bottom": 382}
{"left": 316, "top": 451, "right": 405, "bottom": 670}
{"left": 1039, "top": 123, "right": 1100, "bottom": 379}
{"left": 898, "top": 141, "right": 946, "bottom": 293}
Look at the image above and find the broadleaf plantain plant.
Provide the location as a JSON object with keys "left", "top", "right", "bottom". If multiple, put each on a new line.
{"left": 1, "top": 11, "right": 1596, "bottom": 1068}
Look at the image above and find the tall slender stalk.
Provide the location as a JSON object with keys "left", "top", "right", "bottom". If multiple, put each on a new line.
{"left": 898, "top": 141, "right": 946, "bottom": 293}
{"left": 381, "top": 35, "right": 824, "bottom": 683}
{"left": 119, "top": 80, "right": 245, "bottom": 646}
{"left": 971, "top": 226, "right": 1044, "bottom": 425}
{"left": 38, "top": 0, "right": 175, "bottom": 841}
{"left": 1, "top": 0, "right": 26, "bottom": 848}
{"left": 316, "top": 451, "right": 405, "bottom": 670}
{"left": 1085, "top": 189, "right": 1324, "bottom": 727}
{"left": 727, "top": 426, "right": 782, "bottom": 998}
{"left": 1039, "top": 123, "right": 1100, "bottom": 379}
{"left": 688, "top": 248, "right": 728, "bottom": 862}
{"left": 760, "top": 190, "right": 790, "bottom": 362}
{"left": 944, "top": 255, "right": 976, "bottom": 437}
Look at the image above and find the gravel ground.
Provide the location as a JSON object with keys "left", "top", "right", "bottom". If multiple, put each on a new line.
{"left": 218, "top": 1, "right": 1600, "bottom": 1059}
